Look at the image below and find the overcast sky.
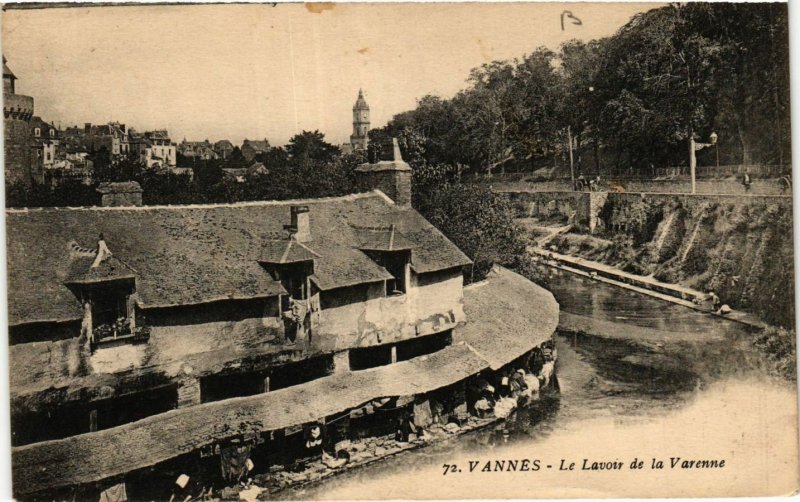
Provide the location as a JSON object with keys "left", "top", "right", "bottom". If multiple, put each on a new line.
{"left": 2, "top": 3, "right": 657, "bottom": 146}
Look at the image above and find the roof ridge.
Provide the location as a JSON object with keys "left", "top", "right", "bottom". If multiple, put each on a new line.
{"left": 6, "top": 190, "right": 388, "bottom": 213}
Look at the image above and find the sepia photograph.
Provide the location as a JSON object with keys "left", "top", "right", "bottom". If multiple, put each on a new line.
{"left": 1, "top": 1, "right": 797, "bottom": 500}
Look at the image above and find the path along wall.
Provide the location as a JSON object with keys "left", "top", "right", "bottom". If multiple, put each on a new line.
{"left": 488, "top": 178, "right": 787, "bottom": 196}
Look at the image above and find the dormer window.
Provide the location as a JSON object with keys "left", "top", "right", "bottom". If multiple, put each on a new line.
{"left": 260, "top": 236, "right": 318, "bottom": 309}
{"left": 49, "top": 129, "right": 55, "bottom": 138}
{"left": 259, "top": 229, "right": 320, "bottom": 345}
{"left": 352, "top": 224, "right": 415, "bottom": 297}
{"left": 364, "top": 250, "right": 410, "bottom": 296}
{"left": 34, "top": 127, "right": 40, "bottom": 137}
{"left": 64, "top": 235, "right": 147, "bottom": 350}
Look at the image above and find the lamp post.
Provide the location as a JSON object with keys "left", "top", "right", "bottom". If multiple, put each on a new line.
{"left": 709, "top": 131, "right": 719, "bottom": 170}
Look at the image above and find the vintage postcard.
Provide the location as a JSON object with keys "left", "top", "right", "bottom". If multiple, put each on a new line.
{"left": 2, "top": 1, "right": 797, "bottom": 500}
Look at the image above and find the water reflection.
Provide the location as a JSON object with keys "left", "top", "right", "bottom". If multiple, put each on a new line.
{"left": 540, "top": 268, "right": 746, "bottom": 335}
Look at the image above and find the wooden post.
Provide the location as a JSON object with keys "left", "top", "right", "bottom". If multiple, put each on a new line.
{"left": 391, "top": 345, "right": 397, "bottom": 364}
{"left": 264, "top": 375, "right": 271, "bottom": 393}
{"left": 333, "top": 350, "right": 350, "bottom": 374}
{"left": 89, "top": 409, "right": 98, "bottom": 432}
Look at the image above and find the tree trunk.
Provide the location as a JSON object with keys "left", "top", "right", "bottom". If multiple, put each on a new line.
{"left": 594, "top": 137, "right": 600, "bottom": 173}
{"left": 736, "top": 119, "right": 753, "bottom": 166}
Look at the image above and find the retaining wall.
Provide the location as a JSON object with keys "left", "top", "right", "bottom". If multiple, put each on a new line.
{"left": 499, "top": 190, "right": 792, "bottom": 234}
{"left": 489, "top": 178, "right": 788, "bottom": 195}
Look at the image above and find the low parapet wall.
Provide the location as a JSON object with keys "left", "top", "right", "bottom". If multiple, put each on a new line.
{"left": 499, "top": 190, "right": 792, "bottom": 234}
{"left": 488, "top": 178, "right": 789, "bottom": 196}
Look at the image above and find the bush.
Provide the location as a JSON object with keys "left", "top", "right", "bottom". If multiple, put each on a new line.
{"left": 752, "top": 326, "right": 796, "bottom": 381}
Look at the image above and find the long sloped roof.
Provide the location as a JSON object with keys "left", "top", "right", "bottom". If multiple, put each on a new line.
{"left": 455, "top": 266, "right": 559, "bottom": 369}
{"left": 12, "top": 343, "right": 487, "bottom": 495}
{"left": 6, "top": 191, "right": 471, "bottom": 326}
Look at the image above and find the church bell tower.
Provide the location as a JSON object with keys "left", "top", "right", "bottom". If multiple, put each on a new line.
{"left": 350, "top": 89, "right": 370, "bottom": 151}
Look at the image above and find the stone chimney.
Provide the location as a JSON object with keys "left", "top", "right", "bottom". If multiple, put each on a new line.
{"left": 96, "top": 181, "right": 143, "bottom": 207}
{"left": 91, "top": 233, "right": 112, "bottom": 268}
{"left": 286, "top": 205, "right": 311, "bottom": 242}
{"left": 355, "top": 137, "right": 412, "bottom": 206}
{"left": 84, "top": 122, "right": 92, "bottom": 135}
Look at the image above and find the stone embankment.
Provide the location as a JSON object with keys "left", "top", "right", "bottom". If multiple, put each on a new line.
{"left": 531, "top": 248, "right": 766, "bottom": 330}
{"left": 502, "top": 190, "right": 794, "bottom": 329}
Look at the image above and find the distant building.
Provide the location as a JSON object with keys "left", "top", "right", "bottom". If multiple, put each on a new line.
{"left": 45, "top": 158, "right": 93, "bottom": 187}
{"left": 214, "top": 140, "right": 234, "bottom": 159}
{"left": 30, "top": 116, "right": 60, "bottom": 175}
{"left": 178, "top": 139, "right": 218, "bottom": 160}
{"left": 241, "top": 139, "right": 270, "bottom": 161}
{"left": 350, "top": 88, "right": 370, "bottom": 151}
{"left": 131, "top": 129, "right": 177, "bottom": 168}
{"left": 45, "top": 145, "right": 94, "bottom": 188}
{"left": 223, "top": 161, "right": 269, "bottom": 183}
{"left": 83, "top": 122, "right": 130, "bottom": 158}
{"left": 3, "top": 56, "right": 36, "bottom": 186}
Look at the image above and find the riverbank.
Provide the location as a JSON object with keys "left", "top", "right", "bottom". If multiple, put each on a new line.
{"left": 531, "top": 247, "right": 766, "bottom": 330}
{"left": 276, "top": 329, "right": 798, "bottom": 500}
{"left": 505, "top": 189, "right": 794, "bottom": 328}
{"left": 219, "top": 381, "right": 560, "bottom": 500}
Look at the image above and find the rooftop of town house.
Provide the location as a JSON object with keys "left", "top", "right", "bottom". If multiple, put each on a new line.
{"left": 242, "top": 139, "right": 270, "bottom": 151}
{"left": 11, "top": 265, "right": 558, "bottom": 496}
{"left": 6, "top": 191, "right": 471, "bottom": 327}
{"left": 3, "top": 56, "right": 16, "bottom": 80}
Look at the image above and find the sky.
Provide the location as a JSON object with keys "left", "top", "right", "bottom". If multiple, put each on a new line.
{"left": 2, "top": 2, "right": 658, "bottom": 146}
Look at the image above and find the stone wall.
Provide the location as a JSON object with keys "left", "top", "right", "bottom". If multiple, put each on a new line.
{"left": 500, "top": 190, "right": 608, "bottom": 233}
{"left": 317, "top": 270, "right": 465, "bottom": 350}
{"left": 357, "top": 169, "right": 412, "bottom": 206}
{"left": 4, "top": 93, "right": 34, "bottom": 186}
{"left": 542, "top": 190, "right": 794, "bottom": 328}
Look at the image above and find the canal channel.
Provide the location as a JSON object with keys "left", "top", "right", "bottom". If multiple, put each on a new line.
{"left": 281, "top": 268, "right": 799, "bottom": 500}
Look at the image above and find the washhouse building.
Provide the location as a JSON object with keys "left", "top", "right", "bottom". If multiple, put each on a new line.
{"left": 8, "top": 142, "right": 559, "bottom": 498}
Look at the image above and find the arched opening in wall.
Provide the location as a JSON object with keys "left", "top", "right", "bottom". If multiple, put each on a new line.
{"left": 349, "top": 344, "right": 392, "bottom": 371}
{"left": 395, "top": 330, "right": 452, "bottom": 362}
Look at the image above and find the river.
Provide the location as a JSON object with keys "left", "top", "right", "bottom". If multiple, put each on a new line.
{"left": 280, "top": 269, "right": 799, "bottom": 499}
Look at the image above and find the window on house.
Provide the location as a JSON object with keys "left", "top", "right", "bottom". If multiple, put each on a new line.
{"left": 364, "top": 250, "right": 409, "bottom": 296}
{"left": 84, "top": 280, "right": 141, "bottom": 346}
{"left": 49, "top": 129, "right": 55, "bottom": 138}
{"left": 34, "top": 128, "right": 40, "bottom": 137}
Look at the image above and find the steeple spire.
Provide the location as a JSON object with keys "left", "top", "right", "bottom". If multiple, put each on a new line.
{"left": 350, "top": 89, "right": 371, "bottom": 151}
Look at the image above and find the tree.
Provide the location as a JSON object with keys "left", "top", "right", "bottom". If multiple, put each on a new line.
{"left": 286, "top": 130, "right": 340, "bottom": 166}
